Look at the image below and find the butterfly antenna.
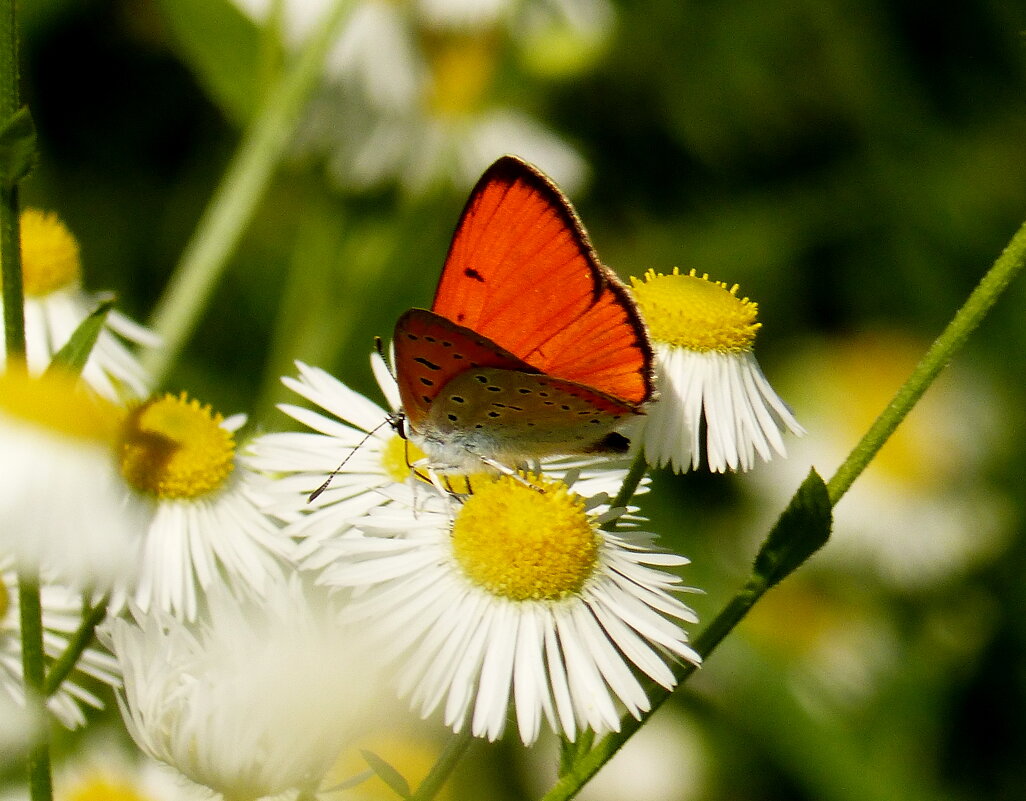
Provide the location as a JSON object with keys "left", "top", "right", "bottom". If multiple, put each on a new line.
{"left": 308, "top": 419, "right": 390, "bottom": 503}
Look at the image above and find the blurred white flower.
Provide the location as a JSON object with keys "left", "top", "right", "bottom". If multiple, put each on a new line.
{"left": 0, "top": 367, "right": 145, "bottom": 590}
{"left": 747, "top": 331, "right": 1010, "bottom": 588}
{"left": 230, "top": 0, "right": 596, "bottom": 196}
{"left": 51, "top": 731, "right": 212, "bottom": 801}
{"left": 102, "top": 580, "right": 380, "bottom": 801}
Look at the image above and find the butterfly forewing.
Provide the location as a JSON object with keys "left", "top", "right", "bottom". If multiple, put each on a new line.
{"left": 431, "top": 156, "right": 653, "bottom": 407}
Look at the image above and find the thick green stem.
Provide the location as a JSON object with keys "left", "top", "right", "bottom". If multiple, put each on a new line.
{"left": 142, "top": 0, "right": 353, "bottom": 387}
{"left": 826, "top": 218, "right": 1026, "bottom": 505}
{"left": 1, "top": 3, "right": 50, "bottom": 799}
{"left": 17, "top": 577, "right": 53, "bottom": 801}
{"left": 0, "top": 0, "right": 23, "bottom": 360}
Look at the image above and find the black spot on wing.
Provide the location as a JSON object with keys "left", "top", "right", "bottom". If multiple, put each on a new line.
{"left": 414, "top": 356, "right": 441, "bottom": 371}
{"left": 464, "top": 268, "right": 486, "bottom": 282}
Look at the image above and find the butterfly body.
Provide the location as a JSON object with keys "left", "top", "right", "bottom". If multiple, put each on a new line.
{"left": 393, "top": 156, "right": 653, "bottom": 472}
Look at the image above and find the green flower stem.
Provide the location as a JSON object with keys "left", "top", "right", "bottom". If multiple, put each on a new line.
{"left": 0, "top": 0, "right": 24, "bottom": 360}
{"left": 142, "top": 0, "right": 354, "bottom": 387}
{"left": 408, "top": 729, "right": 473, "bottom": 801}
{"left": 542, "top": 218, "right": 1026, "bottom": 801}
{"left": 17, "top": 576, "right": 53, "bottom": 801}
{"left": 43, "top": 595, "right": 109, "bottom": 697}
{"left": 1, "top": 182, "right": 23, "bottom": 355}
{"left": 826, "top": 217, "right": 1026, "bottom": 506}
{"left": 1, "top": 3, "right": 50, "bottom": 800}
{"left": 607, "top": 450, "right": 648, "bottom": 512}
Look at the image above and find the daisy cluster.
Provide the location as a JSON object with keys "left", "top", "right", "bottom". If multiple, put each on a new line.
{"left": 1, "top": 210, "right": 801, "bottom": 800}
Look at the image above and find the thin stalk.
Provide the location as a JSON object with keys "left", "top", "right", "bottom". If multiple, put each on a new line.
{"left": 826, "top": 218, "right": 1026, "bottom": 505}
{"left": 607, "top": 450, "right": 648, "bottom": 512}
{"left": 142, "top": 0, "right": 354, "bottom": 386}
{"left": 540, "top": 217, "right": 1026, "bottom": 801}
{"left": 43, "top": 595, "right": 109, "bottom": 697}
{"left": 407, "top": 729, "right": 473, "bottom": 801}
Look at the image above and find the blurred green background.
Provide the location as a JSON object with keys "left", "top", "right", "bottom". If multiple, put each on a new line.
{"left": 13, "top": 0, "right": 1026, "bottom": 798}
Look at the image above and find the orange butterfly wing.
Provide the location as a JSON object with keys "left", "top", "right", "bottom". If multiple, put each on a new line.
{"left": 393, "top": 308, "right": 537, "bottom": 431}
{"left": 430, "top": 156, "right": 653, "bottom": 407}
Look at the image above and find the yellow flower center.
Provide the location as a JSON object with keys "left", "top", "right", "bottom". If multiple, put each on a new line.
{"left": 382, "top": 435, "right": 487, "bottom": 493}
{"left": 118, "top": 392, "right": 235, "bottom": 500}
{"left": 64, "top": 774, "right": 152, "bottom": 801}
{"left": 17, "top": 209, "right": 82, "bottom": 297}
{"left": 381, "top": 434, "right": 427, "bottom": 483}
{"left": 630, "top": 268, "right": 760, "bottom": 353}
{"left": 451, "top": 475, "right": 599, "bottom": 601}
{"left": 421, "top": 30, "right": 499, "bottom": 117}
{"left": 0, "top": 365, "right": 121, "bottom": 444}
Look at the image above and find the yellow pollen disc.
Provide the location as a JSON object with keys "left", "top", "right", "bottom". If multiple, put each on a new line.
{"left": 630, "top": 268, "right": 761, "bottom": 353}
{"left": 451, "top": 475, "right": 599, "bottom": 602}
{"left": 0, "top": 365, "right": 121, "bottom": 444}
{"left": 17, "top": 209, "right": 82, "bottom": 297}
{"left": 65, "top": 774, "right": 151, "bottom": 801}
{"left": 118, "top": 392, "right": 235, "bottom": 500}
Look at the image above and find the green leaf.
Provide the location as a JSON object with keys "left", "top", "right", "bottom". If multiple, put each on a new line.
{"left": 154, "top": 0, "right": 270, "bottom": 125}
{"left": 361, "top": 749, "right": 412, "bottom": 799}
{"left": 752, "top": 468, "right": 832, "bottom": 589}
{"left": 0, "top": 107, "right": 37, "bottom": 187}
{"left": 44, "top": 300, "right": 113, "bottom": 377}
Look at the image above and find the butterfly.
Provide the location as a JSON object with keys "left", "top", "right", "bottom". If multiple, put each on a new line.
{"left": 392, "top": 155, "right": 654, "bottom": 474}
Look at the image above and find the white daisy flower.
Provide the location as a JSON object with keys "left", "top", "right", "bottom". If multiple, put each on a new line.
{"left": 1, "top": 563, "right": 121, "bottom": 729}
{"left": 0, "top": 367, "right": 146, "bottom": 590}
{"left": 116, "top": 392, "right": 294, "bottom": 620}
{"left": 629, "top": 268, "right": 804, "bottom": 473}
{"left": 244, "top": 357, "right": 416, "bottom": 570}
{"left": 245, "top": 357, "right": 638, "bottom": 570}
{"left": 0, "top": 208, "right": 158, "bottom": 401}
{"left": 102, "top": 581, "right": 379, "bottom": 801}
{"left": 321, "top": 473, "right": 701, "bottom": 745}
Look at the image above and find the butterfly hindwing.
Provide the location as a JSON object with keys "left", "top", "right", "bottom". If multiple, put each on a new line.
{"left": 393, "top": 308, "right": 537, "bottom": 430}
{"left": 422, "top": 367, "right": 635, "bottom": 462}
{"left": 431, "top": 156, "right": 653, "bottom": 407}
